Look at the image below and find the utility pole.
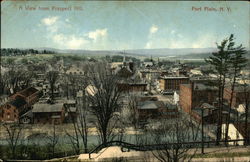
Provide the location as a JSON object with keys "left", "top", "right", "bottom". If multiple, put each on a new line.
{"left": 201, "top": 108, "right": 204, "bottom": 154}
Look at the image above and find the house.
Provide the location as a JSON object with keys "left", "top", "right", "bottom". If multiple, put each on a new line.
{"left": 10, "top": 87, "right": 41, "bottom": 106}
{"left": 136, "top": 97, "right": 178, "bottom": 120}
{"left": 0, "top": 97, "right": 27, "bottom": 123}
{"left": 190, "top": 68, "right": 203, "bottom": 76}
{"left": 117, "top": 83, "right": 147, "bottom": 92}
{"left": 0, "top": 87, "right": 41, "bottom": 123}
{"left": 143, "top": 62, "right": 154, "bottom": 68}
{"left": 159, "top": 76, "right": 190, "bottom": 91}
{"left": 179, "top": 83, "right": 217, "bottom": 113}
{"left": 159, "top": 103, "right": 179, "bottom": 118}
{"left": 137, "top": 100, "right": 163, "bottom": 119}
{"left": 65, "top": 65, "right": 84, "bottom": 75}
{"left": 224, "top": 85, "right": 250, "bottom": 108}
{"left": 191, "top": 102, "right": 238, "bottom": 124}
{"left": 32, "top": 103, "right": 65, "bottom": 124}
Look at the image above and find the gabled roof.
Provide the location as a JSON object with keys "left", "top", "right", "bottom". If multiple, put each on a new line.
{"left": 18, "top": 87, "right": 39, "bottom": 97}
{"left": 201, "top": 103, "right": 216, "bottom": 109}
{"left": 137, "top": 101, "right": 164, "bottom": 110}
{"left": 32, "top": 103, "right": 64, "bottom": 113}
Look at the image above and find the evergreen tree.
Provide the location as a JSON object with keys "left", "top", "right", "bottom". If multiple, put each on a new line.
{"left": 205, "top": 34, "right": 234, "bottom": 145}
{"left": 224, "top": 35, "right": 247, "bottom": 145}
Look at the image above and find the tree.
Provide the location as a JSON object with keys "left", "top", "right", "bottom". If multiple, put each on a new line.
{"left": 65, "top": 106, "right": 81, "bottom": 155}
{"left": 205, "top": 34, "right": 234, "bottom": 145}
{"left": 2, "top": 67, "right": 34, "bottom": 94}
{"left": 149, "top": 117, "right": 200, "bottom": 162}
{"left": 86, "top": 62, "right": 122, "bottom": 145}
{"left": 76, "top": 91, "right": 89, "bottom": 153}
{"left": 3, "top": 123, "right": 23, "bottom": 159}
{"left": 224, "top": 35, "right": 247, "bottom": 145}
{"left": 241, "top": 75, "right": 250, "bottom": 145}
{"left": 46, "top": 71, "right": 59, "bottom": 102}
{"left": 46, "top": 124, "right": 59, "bottom": 158}
{"left": 124, "top": 94, "right": 139, "bottom": 129}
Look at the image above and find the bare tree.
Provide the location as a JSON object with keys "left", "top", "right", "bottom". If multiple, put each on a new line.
{"left": 46, "top": 71, "right": 59, "bottom": 101}
{"left": 2, "top": 67, "right": 34, "bottom": 94}
{"left": 86, "top": 62, "right": 122, "bottom": 145}
{"left": 76, "top": 91, "right": 89, "bottom": 153}
{"left": 46, "top": 123, "right": 59, "bottom": 158}
{"left": 150, "top": 117, "right": 200, "bottom": 162}
{"left": 3, "top": 123, "right": 23, "bottom": 159}
{"left": 65, "top": 111, "right": 81, "bottom": 155}
{"left": 127, "top": 94, "right": 139, "bottom": 128}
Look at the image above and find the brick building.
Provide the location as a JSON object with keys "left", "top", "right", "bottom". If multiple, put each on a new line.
{"left": 159, "top": 76, "right": 189, "bottom": 91}
{"left": 179, "top": 83, "right": 218, "bottom": 113}
{"left": 224, "top": 85, "right": 250, "bottom": 108}
{"left": 0, "top": 87, "right": 40, "bottom": 123}
{"left": 10, "top": 87, "right": 41, "bottom": 106}
{"left": 0, "top": 97, "right": 27, "bottom": 122}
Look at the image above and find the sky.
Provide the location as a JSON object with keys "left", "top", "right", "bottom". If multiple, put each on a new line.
{"left": 1, "top": 1, "right": 249, "bottom": 50}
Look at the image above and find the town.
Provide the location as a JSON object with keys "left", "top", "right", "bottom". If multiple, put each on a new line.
{"left": 1, "top": 1, "right": 249, "bottom": 161}
{"left": 0, "top": 35, "right": 249, "bottom": 161}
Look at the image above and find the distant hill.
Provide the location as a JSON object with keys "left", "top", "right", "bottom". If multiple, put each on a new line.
{"left": 36, "top": 47, "right": 218, "bottom": 57}
{"left": 176, "top": 50, "right": 250, "bottom": 60}
{"left": 6, "top": 47, "right": 248, "bottom": 60}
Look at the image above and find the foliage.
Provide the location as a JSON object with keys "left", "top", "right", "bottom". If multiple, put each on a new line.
{"left": 205, "top": 34, "right": 238, "bottom": 145}
{"left": 1, "top": 48, "right": 56, "bottom": 56}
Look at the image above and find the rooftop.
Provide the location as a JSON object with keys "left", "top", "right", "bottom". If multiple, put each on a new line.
{"left": 160, "top": 76, "right": 189, "bottom": 79}
{"left": 181, "top": 83, "right": 217, "bottom": 91}
{"left": 18, "top": 87, "right": 39, "bottom": 97}
{"left": 137, "top": 101, "right": 164, "bottom": 110}
{"left": 32, "top": 103, "right": 64, "bottom": 113}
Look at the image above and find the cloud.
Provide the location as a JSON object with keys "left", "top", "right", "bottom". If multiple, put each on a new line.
{"left": 40, "top": 16, "right": 60, "bottom": 33}
{"left": 150, "top": 25, "right": 158, "bottom": 34}
{"left": 171, "top": 30, "right": 176, "bottom": 34}
{"left": 145, "top": 41, "right": 152, "bottom": 49}
{"left": 39, "top": 16, "right": 110, "bottom": 49}
{"left": 50, "top": 28, "right": 109, "bottom": 49}
{"left": 41, "top": 16, "right": 59, "bottom": 26}
{"left": 88, "top": 29, "right": 107, "bottom": 41}
{"left": 67, "top": 36, "right": 89, "bottom": 49}
{"left": 191, "top": 34, "right": 217, "bottom": 48}
{"left": 145, "top": 25, "right": 158, "bottom": 49}
{"left": 52, "top": 34, "right": 89, "bottom": 49}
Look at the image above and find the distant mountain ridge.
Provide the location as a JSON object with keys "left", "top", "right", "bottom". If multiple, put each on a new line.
{"left": 34, "top": 47, "right": 218, "bottom": 57}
